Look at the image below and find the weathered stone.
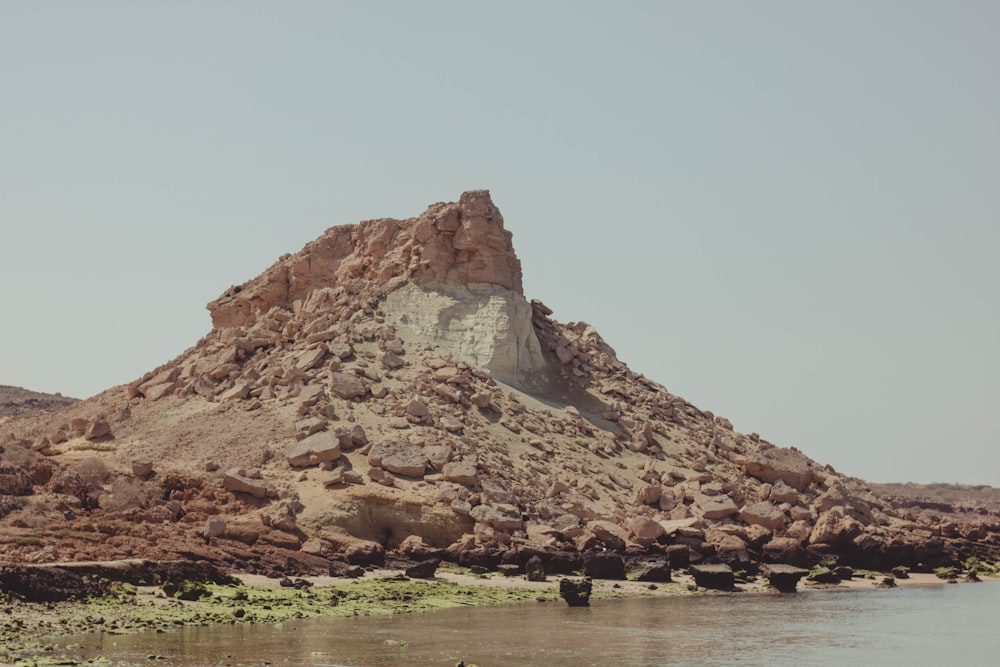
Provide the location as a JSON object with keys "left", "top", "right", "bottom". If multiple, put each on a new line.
{"left": 328, "top": 342, "right": 354, "bottom": 360}
{"left": 583, "top": 552, "right": 626, "bottom": 580}
{"left": 695, "top": 493, "right": 739, "bottom": 520}
{"left": 143, "top": 382, "right": 176, "bottom": 402}
{"left": 442, "top": 460, "right": 478, "bottom": 486}
{"left": 690, "top": 564, "right": 735, "bottom": 590}
{"left": 368, "top": 440, "right": 428, "bottom": 477}
{"left": 768, "top": 479, "right": 800, "bottom": 504}
{"left": 286, "top": 431, "right": 342, "bottom": 467}
{"left": 298, "top": 384, "right": 327, "bottom": 407}
{"left": 740, "top": 501, "right": 787, "bottom": 531}
{"left": 763, "top": 564, "right": 810, "bottom": 592}
{"left": 295, "top": 417, "right": 327, "bottom": 439}
{"left": 350, "top": 425, "right": 368, "bottom": 447}
{"left": 762, "top": 537, "right": 810, "bottom": 567}
{"left": 469, "top": 503, "right": 522, "bottom": 531}
{"left": 627, "top": 555, "right": 672, "bottom": 582}
{"left": 744, "top": 446, "right": 815, "bottom": 491}
{"left": 405, "top": 559, "right": 439, "bottom": 579}
{"left": 380, "top": 351, "right": 405, "bottom": 370}
{"left": 497, "top": 563, "right": 521, "bottom": 577}
{"left": 630, "top": 515, "right": 665, "bottom": 541}
{"left": 809, "top": 511, "right": 863, "bottom": 545}
{"left": 222, "top": 469, "right": 275, "bottom": 498}
{"left": 131, "top": 458, "right": 154, "bottom": 477}
{"left": 329, "top": 373, "right": 366, "bottom": 399}
{"left": 588, "top": 520, "right": 627, "bottom": 550}
{"left": 205, "top": 517, "right": 226, "bottom": 537}
{"left": 439, "top": 416, "right": 465, "bottom": 433}
{"left": 559, "top": 577, "right": 592, "bottom": 607}
{"left": 424, "top": 445, "right": 452, "bottom": 472}
{"left": 84, "top": 420, "right": 111, "bottom": 441}
{"left": 525, "top": 555, "right": 546, "bottom": 582}
{"left": 406, "top": 398, "right": 429, "bottom": 419}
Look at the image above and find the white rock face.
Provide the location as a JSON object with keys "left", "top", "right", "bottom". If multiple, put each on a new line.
{"left": 382, "top": 282, "right": 548, "bottom": 389}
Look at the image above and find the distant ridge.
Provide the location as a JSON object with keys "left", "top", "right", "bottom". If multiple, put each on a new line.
{"left": 0, "top": 385, "right": 78, "bottom": 419}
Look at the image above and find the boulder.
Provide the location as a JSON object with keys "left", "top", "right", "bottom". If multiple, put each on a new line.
{"left": 559, "top": 577, "right": 592, "bottom": 607}
{"left": 694, "top": 493, "right": 739, "bottom": 520}
{"left": 525, "top": 555, "right": 546, "bottom": 582}
{"left": 583, "top": 553, "right": 626, "bottom": 580}
{"left": 368, "top": 440, "right": 428, "bottom": 477}
{"left": 588, "top": 520, "right": 628, "bottom": 550}
{"left": 286, "top": 431, "right": 342, "bottom": 467}
{"left": 762, "top": 537, "right": 810, "bottom": 567}
{"left": 809, "top": 512, "right": 863, "bottom": 545}
{"left": 664, "top": 544, "right": 690, "bottom": 569}
{"left": 627, "top": 555, "right": 672, "bottom": 582}
{"left": 768, "top": 480, "right": 800, "bottom": 504}
{"left": 380, "top": 351, "right": 405, "bottom": 370}
{"left": 405, "top": 559, "right": 440, "bottom": 579}
{"left": 629, "top": 515, "right": 665, "bottom": 541}
{"left": 329, "top": 373, "right": 367, "bottom": 399}
{"left": 131, "top": 458, "right": 154, "bottom": 477}
{"left": 744, "top": 446, "right": 815, "bottom": 491}
{"left": 740, "top": 501, "right": 787, "bottom": 531}
{"left": 442, "top": 460, "right": 478, "bottom": 486}
{"left": 690, "top": 564, "right": 735, "bottom": 590}
{"left": 222, "top": 469, "right": 275, "bottom": 498}
{"left": 763, "top": 564, "right": 810, "bottom": 592}
{"left": 84, "top": 420, "right": 111, "bottom": 441}
{"left": 469, "top": 503, "right": 522, "bottom": 531}
{"left": 205, "top": 517, "right": 227, "bottom": 538}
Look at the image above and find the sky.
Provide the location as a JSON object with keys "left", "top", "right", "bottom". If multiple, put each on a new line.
{"left": 2, "top": 1, "right": 997, "bottom": 486}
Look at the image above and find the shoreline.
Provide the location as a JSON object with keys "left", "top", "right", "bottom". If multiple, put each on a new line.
{"left": 1, "top": 565, "right": 992, "bottom": 666}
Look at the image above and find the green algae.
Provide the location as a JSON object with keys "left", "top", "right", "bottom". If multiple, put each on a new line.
{"left": 0, "top": 576, "right": 559, "bottom": 665}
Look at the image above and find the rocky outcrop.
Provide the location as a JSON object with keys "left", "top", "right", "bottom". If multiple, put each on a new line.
{"left": 1, "top": 190, "right": 997, "bottom": 583}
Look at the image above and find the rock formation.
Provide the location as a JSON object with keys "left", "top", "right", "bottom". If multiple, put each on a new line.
{"left": 1, "top": 191, "right": 998, "bottom": 581}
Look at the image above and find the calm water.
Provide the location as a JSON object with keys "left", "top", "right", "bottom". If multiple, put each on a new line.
{"left": 55, "top": 581, "right": 999, "bottom": 666}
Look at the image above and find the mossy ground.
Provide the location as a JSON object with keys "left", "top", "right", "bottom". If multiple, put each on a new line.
{"left": 0, "top": 575, "right": 558, "bottom": 666}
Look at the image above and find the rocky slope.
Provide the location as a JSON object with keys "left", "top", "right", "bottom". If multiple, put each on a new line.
{"left": 2, "top": 191, "right": 998, "bottom": 580}
{"left": 0, "top": 385, "right": 78, "bottom": 419}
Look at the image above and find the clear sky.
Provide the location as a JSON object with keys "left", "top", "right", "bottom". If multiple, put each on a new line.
{"left": 2, "top": 1, "right": 997, "bottom": 485}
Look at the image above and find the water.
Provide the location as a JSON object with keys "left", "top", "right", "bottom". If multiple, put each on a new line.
{"left": 56, "top": 581, "right": 999, "bottom": 666}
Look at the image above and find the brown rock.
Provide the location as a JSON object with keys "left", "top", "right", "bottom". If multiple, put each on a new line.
{"left": 368, "top": 440, "right": 428, "bottom": 477}
{"left": 442, "top": 460, "right": 478, "bottom": 486}
{"left": 223, "top": 469, "right": 275, "bottom": 498}
{"left": 694, "top": 493, "right": 739, "bottom": 520}
{"left": 469, "top": 503, "right": 522, "bottom": 531}
{"left": 744, "top": 446, "right": 815, "bottom": 491}
{"left": 84, "top": 420, "right": 111, "bottom": 441}
{"left": 329, "top": 373, "right": 366, "bottom": 399}
{"left": 380, "top": 351, "right": 404, "bottom": 370}
{"left": 740, "top": 501, "right": 787, "bottom": 531}
{"left": 131, "top": 458, "right": 154, "bottom": 477}
{"left": 809, "top": 511, "right": 863, "bottom": 545}
{"left": 286, "top": 431, "right": 342, "bottom": 467}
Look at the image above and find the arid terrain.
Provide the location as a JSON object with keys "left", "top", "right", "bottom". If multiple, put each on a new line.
{"left": 0, "top": 385, "right": 77, "bottom": 419}
{"left": 2, "top": 191, "right": 999, "bottom": 602}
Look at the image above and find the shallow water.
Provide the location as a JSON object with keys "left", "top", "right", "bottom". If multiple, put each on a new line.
{"left": 57, "top": 580, "right": 999, "bottom": 666}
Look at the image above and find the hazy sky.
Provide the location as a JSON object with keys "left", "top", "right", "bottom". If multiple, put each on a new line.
{"left": 2, "top": 2, "right": 997, "bottom": 485}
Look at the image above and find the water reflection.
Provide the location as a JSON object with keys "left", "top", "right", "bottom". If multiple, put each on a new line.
{"left": 58, "top": 582, "right": 999, "bottom": 666}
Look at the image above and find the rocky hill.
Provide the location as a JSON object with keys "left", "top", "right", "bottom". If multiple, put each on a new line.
{"left": 1, "top": 191, "right": 998, "bottom": 581}
{"left": 0, "top": 385, "right": 78, "bottom": 419}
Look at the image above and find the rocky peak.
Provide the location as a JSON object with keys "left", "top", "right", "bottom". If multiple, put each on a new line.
{"left": 207, "top": 190, "right": 522, "bottom": 330}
